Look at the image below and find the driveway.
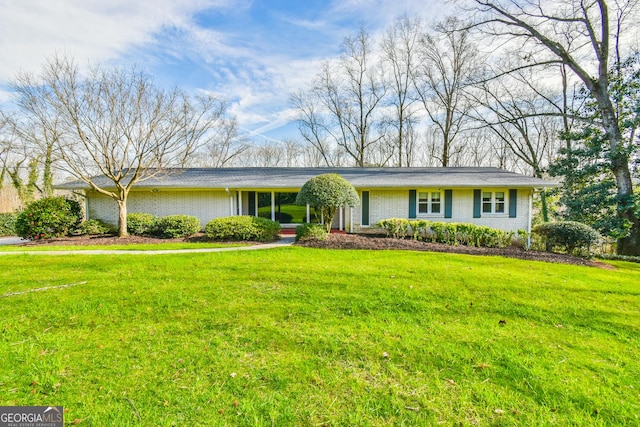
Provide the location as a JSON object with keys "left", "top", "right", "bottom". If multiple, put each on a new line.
{"left": 0, "top": 237, "right": 27, "bottom": 246}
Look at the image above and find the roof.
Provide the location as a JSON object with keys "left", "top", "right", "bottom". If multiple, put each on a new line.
{"left": 55, "top": 167, "right": 559, "bottom": 190}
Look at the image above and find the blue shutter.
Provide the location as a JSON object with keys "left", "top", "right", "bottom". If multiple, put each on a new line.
{"left": 473, "top": 189, "right": 481, "bottom": 218}
{"left": 361, "top": 191, "right": 370, "bottom": 226}
{"left": 444, "top": 190, "right": 453, "bottom": 218}
{"left": 509, "top": 189, "right": 517, "bottom": 218}
{"left": 409, "top": 190, "right": 417, "bottom": 219}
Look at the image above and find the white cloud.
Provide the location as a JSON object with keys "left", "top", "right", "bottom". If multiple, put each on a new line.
{"left": 0, "top": 0, "right": 234, "bottom": 81}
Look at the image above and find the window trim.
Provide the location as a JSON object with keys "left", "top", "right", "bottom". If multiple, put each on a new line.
{"left": 417, "top": 189, "right": 445, "bottom": 217}
{"left": 481, "top": 190, "right": 508, "bottom": 216}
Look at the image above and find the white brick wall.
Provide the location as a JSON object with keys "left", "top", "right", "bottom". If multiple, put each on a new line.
{"left": 87, "top": 190, "right": 231, "bottom": 228}
{"left": 354, "top": 188, "right": 532, "bottom": 233}
{"left": 87, "top": 187, "right": 533, "bottom": 233}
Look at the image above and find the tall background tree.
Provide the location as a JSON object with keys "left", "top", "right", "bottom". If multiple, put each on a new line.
{"left": 12, "top": 55, "right": 230, "bottom": 237}
{"left": 469, "top": 0, "right": 640, "bottom": 255}
{"left": 293, "top": 25, "right": 389, "bottom": 167}
{"left": 414, "top": 17, "right": 479, "bottom": 167}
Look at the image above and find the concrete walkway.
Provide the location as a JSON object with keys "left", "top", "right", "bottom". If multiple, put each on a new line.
{"left": 0, "top": 235, "right": 295, "bottom": 255}
{"left": 0, "top": 237, "right": 27, "bottom": 246}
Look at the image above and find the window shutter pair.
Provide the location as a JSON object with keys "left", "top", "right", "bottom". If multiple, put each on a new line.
{"left": 472, "top": 189, "right": 518, "bottom": 218}
{"left": 409, "top": 190, "right": 452, "bottom": 218}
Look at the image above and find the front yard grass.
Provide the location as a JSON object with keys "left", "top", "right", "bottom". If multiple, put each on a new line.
{"left": 0, "top": 248, "right": 638, "bottom": 426}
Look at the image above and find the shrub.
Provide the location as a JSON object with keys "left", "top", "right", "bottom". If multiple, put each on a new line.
{"left": 127, "top": 212, "right": 159, "bottom": 236}
{"left": 533, "top": 221, "right": 601, "bottom": 255}
{"left": 205, "top": 216, "right": 281, "bottom": 242}
{"left": 15, "top": 197, "right": 82, "bottom": 240}
{"left": 377, "top": 218, "right": 516, "bottom": 249}
{"left": 296, "top": 174, "right": 359, "bottom": 232}
{"left": 155, "top": 215, "right": 202, "bottom": 238}
{"left": 295, "top": 223, "right": 328, "bottom": 242}
{"left": 377, "top": 218, "right": 411, "bottom": 239}
{"left": 76, "top": 219, "right": 114, "bottom": 236}
{"left": 0, "top": 212, "right": 17, "bottom": 236}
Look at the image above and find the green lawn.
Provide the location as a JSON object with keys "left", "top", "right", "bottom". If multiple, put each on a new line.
{"left": 0, "top": 248, "right": 638, "bottom": 426}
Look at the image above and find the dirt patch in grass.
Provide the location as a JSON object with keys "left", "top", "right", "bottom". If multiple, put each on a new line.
{"left": 296, "top": 233, "right": 613, "bottom": 269}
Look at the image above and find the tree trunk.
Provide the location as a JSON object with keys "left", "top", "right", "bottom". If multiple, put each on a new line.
{"left": 117, "top": 198, "right": 128, "bottom": 237}
{"left": 599, "top": 102, "right": 638, "bottom": 255}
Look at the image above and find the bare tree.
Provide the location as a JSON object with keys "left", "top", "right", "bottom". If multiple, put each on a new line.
{"left": 12, "top": 55, "right": 228, "bottom": 236}
{"left": 193, "top": 117, "right": 249, "bottom": 167}
{"left": 293, "top": 25, "right": 388, "bottom": 166}
{"left": 381, "top": 16, "right": 423, "bottom": 166}
{"left": 468, "top": 0, "right": 640, "bottom": 254}
{"left": 471, "top": 74, "right": 563, "bottom": 220}
{"left": 414, "top": 17, "right": 479, "bottom": 167}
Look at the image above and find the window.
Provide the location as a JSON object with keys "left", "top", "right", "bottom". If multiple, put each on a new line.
{"left": 482, "top": 191, "right": 506, "bottom": 214}
{"left": 418, "top": 191, "right": 442, "bottom": 215}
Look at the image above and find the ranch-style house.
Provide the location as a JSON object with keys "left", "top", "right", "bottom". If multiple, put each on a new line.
{"left": 56, "top": 167, "right": 559, "bottom": 233}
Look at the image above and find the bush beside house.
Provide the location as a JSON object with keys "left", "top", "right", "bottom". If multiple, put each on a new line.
{"left": 377, "top": 218, "right": 520, "bottom": 249}
{"left": 15, "top": 197, "right": 82, "bottom": 240}
{"left": 155, "top": 215, "right": 202, "bottom": 238}
{"left": 533, "top": 221, "right": 601, "bottom": 255}
{"left": 205, "top": 216, "right": 281, "bottom": 242}
{"left": 127, "top": 212, "right": 159, "bottom": 236}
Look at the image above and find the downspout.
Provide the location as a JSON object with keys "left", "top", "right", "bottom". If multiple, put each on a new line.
{"left": 527, "top": 189, "right": 535, "bottom": 248}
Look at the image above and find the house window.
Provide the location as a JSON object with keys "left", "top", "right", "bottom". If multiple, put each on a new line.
{"left": 482, "top": 191, "right": 506, "bottom": 214}
{"left": 418, "top": 191, "right": 442, "bottom": 215}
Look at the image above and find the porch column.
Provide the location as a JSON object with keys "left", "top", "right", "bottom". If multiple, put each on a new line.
{"left": 238, "top": 191, "right": 243, "bottom": 216}
{"left": 349, "top": 207, "right": 353, "bottom": 233}
{"left": 527, "top": 190, "right": 534, "bottom": 248}
{"left": 271, "top": 191, "right": 275, "bottom": 221}
{"left": 306, "top": 204, "right": 310, "bottom": 223}
{"left": 339, "top": 207, "right": 343, "bottom": 231}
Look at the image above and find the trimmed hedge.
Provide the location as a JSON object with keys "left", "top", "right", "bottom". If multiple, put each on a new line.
{"left": 127, "top": 212, "right": 159, "bottom": 236}
{"left": 205, "top": 216, "right": 281, "bottom": 242}
{"left": 155, "top": 215, "right": 202, "bottom": 238}
{"left": 377, "top": 218, "right": 518, "bottom": 249}
{"left": 15, "top": 197, "right": 82, "bottom": 240}
{"left": 533, "top": 221, "right": 601, "bottom": 255}
{"left": 295, "top": 223, "right": 328, "bottom": 242}
{"left": 0, "top": 212, "right": 17, "bottom": 236}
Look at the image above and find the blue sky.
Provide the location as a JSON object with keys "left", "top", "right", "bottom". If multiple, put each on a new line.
{"left": 0, "top": 0, "right": 445, "bottom": 141}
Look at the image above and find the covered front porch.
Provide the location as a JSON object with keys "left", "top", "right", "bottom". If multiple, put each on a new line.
{"left": 231, "top": 190, "right": 353, "bottom": 232}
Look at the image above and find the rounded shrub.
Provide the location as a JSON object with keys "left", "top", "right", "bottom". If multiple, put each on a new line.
{"left": 155, "top": 215, "right": 202, "bottom": 238}
{"left": 76, "top": 219, "right": 114, "bottom": 236}
{"left": 296, "top": 174, "right": 359, "bottom": 232}
{"left": 205, "top": 216, "right": 281, "bottom": 242}
{"left": 295, "top": 223, "right": 328, "bottom": 242}
{"left": 0, "top": 212, "right": 18, "bottom": 236}
{"left": 127, "top": 212, "right": 159, "bottom": 236}
{"left": 15, "top": 197, "right": 82, "bottom": 240}
{"left": 533, "top": 221, "right": 601, "bottom": 255}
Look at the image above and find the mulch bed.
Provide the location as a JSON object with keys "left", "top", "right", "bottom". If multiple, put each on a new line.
{"left": 295, "top": 233, "right": 614, "bottom": 269}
